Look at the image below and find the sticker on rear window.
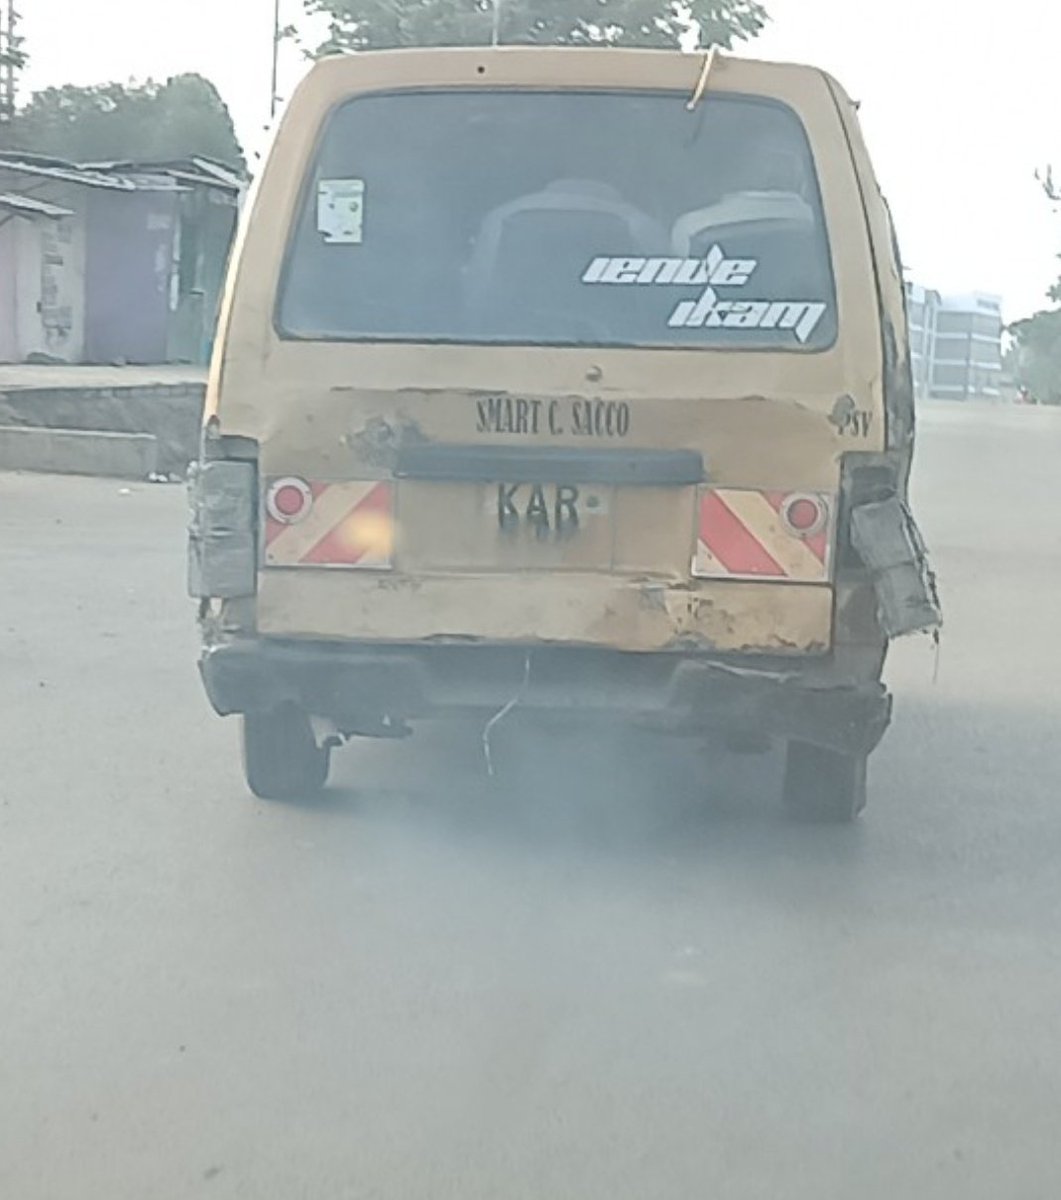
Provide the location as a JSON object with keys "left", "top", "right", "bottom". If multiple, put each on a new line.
{"left": 581, "top": 244, "right": 828, "bottom": 344}
{"left": 317, "top": 178, "right": 365, "bottom": 245}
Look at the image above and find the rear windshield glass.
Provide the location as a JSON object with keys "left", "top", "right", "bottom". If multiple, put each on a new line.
{"left": 278, "top": 89, "right": 838, "bottom": 351}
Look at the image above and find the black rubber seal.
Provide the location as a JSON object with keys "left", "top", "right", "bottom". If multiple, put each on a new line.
{"left": 394, "top": 444, "right": 705, "bottom": 486}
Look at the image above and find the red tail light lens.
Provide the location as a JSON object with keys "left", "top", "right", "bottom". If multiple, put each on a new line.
{"left": 266, "top": 477, "right": 313, "bottom": 525}
{"left": 782, "top": 494, "right": 828, "bottom": 537}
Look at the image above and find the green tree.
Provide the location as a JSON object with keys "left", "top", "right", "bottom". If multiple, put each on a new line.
{"left": 1010, "top": 169, "right": 1061, "bottom": 405}
{"left": 305, "top": 0, "right": 768, "bottom": 53}
{"left": 11, "top": 74, "right": 244, "bottom": 168}
{"left": 1010, "top": 310, "right": 1061, "bottom": 405}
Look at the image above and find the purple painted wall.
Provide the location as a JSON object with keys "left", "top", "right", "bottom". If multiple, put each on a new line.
{"left": 84, "top": 191, "right": 178, "bottom": 364}
{"left": 0, "top": 221, "right": 17, "bottom": 362}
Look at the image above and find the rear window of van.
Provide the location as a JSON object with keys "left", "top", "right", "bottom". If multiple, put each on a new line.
{"left": 278, "top": 89, "right": 837, "bottom": 350}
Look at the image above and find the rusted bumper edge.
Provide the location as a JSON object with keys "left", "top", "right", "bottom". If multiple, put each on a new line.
{"left": 851, "top": 497, "right": 942, "bottom": 638}
{"left": 199, "top": 639, "right": 893, "bottom": 757}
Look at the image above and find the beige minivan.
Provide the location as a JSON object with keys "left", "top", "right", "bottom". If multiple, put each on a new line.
{"left": 189, "top": 47, "right": 940, "bottom": 820}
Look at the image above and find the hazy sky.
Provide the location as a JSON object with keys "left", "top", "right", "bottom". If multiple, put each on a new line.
{"left": 18, "top": 0, "right": 1061, "bottom": 319}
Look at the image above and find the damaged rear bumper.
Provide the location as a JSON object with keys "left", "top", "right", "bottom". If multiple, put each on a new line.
{"left": 199, "top": 638, "right": 893, "bottom": 757}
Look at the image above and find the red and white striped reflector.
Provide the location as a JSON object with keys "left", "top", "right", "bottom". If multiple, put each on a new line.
{"left": 694, "top": 488, "right": 834, "bottom": 582}
{"left": 264, "top": 479, "right": 394, "bottom": 570}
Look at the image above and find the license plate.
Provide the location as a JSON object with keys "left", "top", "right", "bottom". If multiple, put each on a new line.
{"left": 492, "top": 483, "right": 610, "bottom": 536}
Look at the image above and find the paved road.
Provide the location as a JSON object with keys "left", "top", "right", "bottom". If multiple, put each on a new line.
{"left": 3, "top": 404, "right": 1061, "bottom": 1200}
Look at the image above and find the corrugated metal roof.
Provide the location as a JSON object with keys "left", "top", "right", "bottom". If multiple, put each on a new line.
{"left": 136, "top": 168, "right": 218, "bottom": 191}
{"left": 120, "top": 173, "right": 191, "bottom": 193}
{"left": 0, "top": 154, "right": 136, "bottom": 191}
{"left": 0, "top": 192, "right": 75, "bottom": 219}
{"left": 0, "top": 151, "right": 246, "bottom": 201}
{"left": 83, "top": 157, "right": 244, "bottom": 194}
{"left": 191, "top": 157, "right": 246, "bottom": 190}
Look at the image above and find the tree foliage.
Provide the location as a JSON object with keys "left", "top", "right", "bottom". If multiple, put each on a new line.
{"left": 11, "top": 74, "right": 244, "bottom": 167}
{"left": 1010, "top": 309, "right": 1061, "bottom": 405}
{"left": 1010, "top": 168, "right": 1061, "bottom": 404}
{"left": 305, "top": 0, "right": 768, "bottom": 53}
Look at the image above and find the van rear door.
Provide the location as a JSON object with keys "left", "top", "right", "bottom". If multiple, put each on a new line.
{"left": 217, "top": 55, "right": 886, "bottom": 654}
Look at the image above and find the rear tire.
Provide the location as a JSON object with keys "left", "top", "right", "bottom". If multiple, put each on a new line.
{"left": 241, "top": 707, "right": 330, "bottom": 801}
{"left": 782, "top": 740, "right": 868, "bottom": 823}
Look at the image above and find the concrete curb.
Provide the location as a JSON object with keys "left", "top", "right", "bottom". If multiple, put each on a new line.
{"left": 0, "top": 382, "right": 204, "bottom": 475}
{"left": 0, "top": 426, "right": 160, "bottom": 479}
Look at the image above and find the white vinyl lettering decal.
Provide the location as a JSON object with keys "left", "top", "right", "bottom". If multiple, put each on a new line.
{"left": 581, "top": 245, "right": 827, "bottom": 343}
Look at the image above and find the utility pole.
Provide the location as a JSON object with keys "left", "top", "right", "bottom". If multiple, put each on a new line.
{"left": 0, "top": 0, "right": 21, "bottom": 139}
{"left": 270, "top": 0, "right": 281, "bottom": 121}
{"left": 491, "top": 0, "right": 502, "bottom": 46}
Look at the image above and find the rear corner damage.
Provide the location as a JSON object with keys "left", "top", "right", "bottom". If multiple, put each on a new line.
{"left": 850, "top": 496, "right": 942, "bottom": 639}
{"left": 840, "top": 447, "right": 942, "bottom": 640}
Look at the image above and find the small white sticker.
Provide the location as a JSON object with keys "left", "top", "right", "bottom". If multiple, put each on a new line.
{"left": 317, "top": 179, "right": 365, "bottom": 245}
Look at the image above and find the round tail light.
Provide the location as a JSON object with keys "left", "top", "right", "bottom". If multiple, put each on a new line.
{"left": 782, "top": 494, "right": 827, "bottom": 538}
{"left": 266, "top": 477, "right": 313, "bottom": 525}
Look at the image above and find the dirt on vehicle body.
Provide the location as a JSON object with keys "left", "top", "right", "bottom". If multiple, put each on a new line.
{"left": 189, "top": 47, "right": 941, "bottom": 820}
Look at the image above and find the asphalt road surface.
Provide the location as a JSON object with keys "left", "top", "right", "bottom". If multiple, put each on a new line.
{"left": 3, "top": 403, "right": 1061, "bottom": 1200}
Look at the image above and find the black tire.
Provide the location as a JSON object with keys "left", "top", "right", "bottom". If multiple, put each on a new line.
{"left": 241, "top": 707, "right": 330, "bottom": 801}
{"left": 782, "top": 740, "right": 868, "bottom": 823}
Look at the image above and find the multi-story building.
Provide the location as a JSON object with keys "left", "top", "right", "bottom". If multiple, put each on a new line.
{"left": 931, "top": 292, "right": 1004, "bottom": 401}
{"left": 904, "top": 283, "right": 1004, "bottom": 402}
{"left": 906, "top": 282, "right": 940, "bottom": 400}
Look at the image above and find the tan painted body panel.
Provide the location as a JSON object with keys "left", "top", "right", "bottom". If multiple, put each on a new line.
{"left": 209, "top": 48, "right": 893, "bottom": 655}
{"left": 257, "top": 572, "right": 832, "bottom": 654}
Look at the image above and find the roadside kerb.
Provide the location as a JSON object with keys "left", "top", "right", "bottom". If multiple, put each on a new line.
{"left": 0, "top": 426, "right": 160, "bottom": 479}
